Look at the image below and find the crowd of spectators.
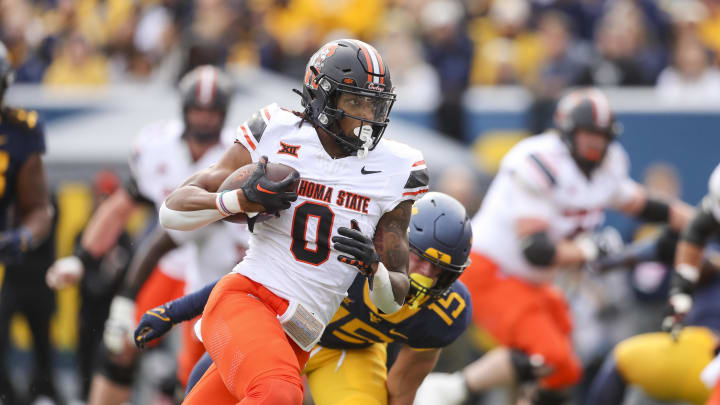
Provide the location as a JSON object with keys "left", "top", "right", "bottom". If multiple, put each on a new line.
{"left": 2, "top": 0, "right": 720, "bottom": 137}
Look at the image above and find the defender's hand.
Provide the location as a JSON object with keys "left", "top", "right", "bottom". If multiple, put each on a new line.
{"left": 104, "top": 296, "right": 136, "bottom": 354}
{"left": 576, "top": 226, "right": 624, "bottom": 264}
{"left": 240, "top": 156, "right": 298, "bottom": 213}
{"left": 662, "top": 292, "right": 692, "bottom": 338}
{"left": 332, "top": 220, "right": 380, "bottom": 278}
{"left": 134, "top": 305, "right": 174, "bottom": 349}
{"left": 662, "top": 266, "right": 697, "bottom": 337}
{"left": 46, "top": 256, "right": 85, "bottom": 289}
{"left": 0, "top": 228, "right": 32, "bottom": 263}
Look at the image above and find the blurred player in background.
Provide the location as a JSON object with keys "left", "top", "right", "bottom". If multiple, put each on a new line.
{"left": 584, "top": 235, "right": 720, "bottom": 405}
{"left": 158, "top": 38, "right": 427, "bottom": 405}
{"left": 114, "top": 213, "right": 249, "bottom": 395}
{"left": 69, "top": 170, "right": 134, "bottom": 400}
{"left": 660, "top": 162, "right": 720, "bottom": 405}
{"left": 137, "top": 192, "right": 472, "bottom": 405}
{"left": 45, "top": 64, "right": 235, "bottom": 405}
{"left": 415, "top": 88, "right": 693, "bottom": 405}
{"left": 0, "top": 40, "right": 54, "bottom": 405}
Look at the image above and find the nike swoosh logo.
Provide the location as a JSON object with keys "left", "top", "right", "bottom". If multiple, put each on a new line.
{"left": 361, "top": 167, "right": 381, "bottom": 175}
{"left": 256, "top": 184, "right": 277, "bottom": 194}
{"left": 147, "top": 310, "right": 171, "bottom": 322}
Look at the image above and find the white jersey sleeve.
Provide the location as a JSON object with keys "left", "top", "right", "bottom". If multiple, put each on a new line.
{"left": 606, "top": 143, "right": 641, "bottom": 209}
{"left": 233, "top": 103, "right": 282, "bottom": 162}
{"left": 378, "top": 140, "right": 429, "bottom": 213}
{"left": 166, "top": 226, "right": 212, "bottom": 246}
{"left": 127, "top": 120, "right": 184, "bottom": 205}
{"left": 500, "top": 145, "right": 556, "bottom": 220}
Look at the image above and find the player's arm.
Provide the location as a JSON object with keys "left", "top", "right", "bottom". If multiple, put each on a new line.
{"left": 333, "top": 200, "right": 412, "bottom": 314}
{"left": 81, "top": 187, "right": 137, "bottom": 257}
{"left": 373, "top": 200, "right": 413, "bottom": 305}
{"left": 102, "top": 226, "right": 179, "bottom": 353}
{"left": 663, "top": 198, "right": 720, "bottom": 332}
{"left": 46, "top": 184, "right": 143, "bottom": 289}
{"left": 134, "top": 279, "right": 219, "bottom": 348}
{"left": 614, "top": 185, "right": 693, "bottom": 232}
{"left": 160, "top": 143, "right": 297, "bottom": 230}
{"left": 509, "top": 160, "right": 612, "bottom": 268}
{"left": 386, "top": 346, "right": 441, "bottom": 405}
{"left": 12, "top": 153, "right": 52, "bottom": 248}
{"left": 120, "top": 226, "right": 178, "bottom": 300}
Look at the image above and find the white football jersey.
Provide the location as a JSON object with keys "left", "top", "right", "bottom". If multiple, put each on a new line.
{"left": 129, "top": 120, "right": 237, "bottom": 282}
{"left": 471, "top": 132, "right": 639, "bottom": 283}
{"left": 232, "top": 103, "right": 428, "bottom": 324}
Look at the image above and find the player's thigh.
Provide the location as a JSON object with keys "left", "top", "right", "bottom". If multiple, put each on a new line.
{"left": 201, "top": 276, "right": 304, "bottom": 398}
{"left": 184, "top": 362, "right": 237, "bottom": 405}
{"left": 614, "top": 327, "right": 714, "bottom": 405}
{"left": 177, "top": 316, "right": 205, "bottom": 388}
{"left": 305, "top": 344, "right": 388, "bottom": 405}
{"left": 509, "top": 301, "right": 581, "bottom": 388}
{"left": 460, "top": 253, "right": 547, "bottom": 344}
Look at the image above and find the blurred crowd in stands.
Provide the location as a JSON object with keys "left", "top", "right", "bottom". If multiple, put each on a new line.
{"left": 2, "top": 0, "right": 720, "bottom": 140}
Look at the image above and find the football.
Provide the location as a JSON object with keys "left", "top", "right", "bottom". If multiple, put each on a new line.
{"left": 218, "top": 161, "right": 300, "bottom": 223}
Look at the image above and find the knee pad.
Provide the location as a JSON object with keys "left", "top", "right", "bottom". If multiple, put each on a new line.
{"left": 247, "top": 377, "right": 303, "bottom": 405}
{"left": 533, "top": 388, "right": 570, "bottom": 405}
{"left": 511, "top": 349, "right": 551, "bottom": 383}
{"left": 98, "top": 345, "right": 138, "bottom": 387}
{"left": 512, "top": 348, "right": 581, "bottom": 388}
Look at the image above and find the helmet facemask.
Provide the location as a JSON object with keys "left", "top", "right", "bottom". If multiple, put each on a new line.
{"left": 564, "top": 127, "right": 615, "bottom": 174}
{"left": 315, "top": 76, "right": 395, "bottom": 159}
{"left": 182, "top": 106, "right": 226, "bottom": 144}
{"left": 178, "top": 65, "right": 232, "bottom": 144}
{"left": 554, "top": 90, "right": 620, "bottom": 175}
{"left": 405, "top": 245, "right": 467, "bottom": 308}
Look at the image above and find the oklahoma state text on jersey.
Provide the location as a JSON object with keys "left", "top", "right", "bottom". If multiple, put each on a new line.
{"left": 232, "top": 103, "right": 429, "bottom": 325}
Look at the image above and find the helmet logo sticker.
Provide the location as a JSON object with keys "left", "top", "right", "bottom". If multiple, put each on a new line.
{"left": 306, "top": 43, "right": 339, "bottom": 89}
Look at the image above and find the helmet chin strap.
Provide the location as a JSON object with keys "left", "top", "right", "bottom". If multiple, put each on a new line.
{"left": 353, "top": 125, "right": 373, "bottom": 159}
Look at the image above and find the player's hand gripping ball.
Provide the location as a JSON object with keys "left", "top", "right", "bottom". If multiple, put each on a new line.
{"left": 218, "top": 155, "right": 300, "bottom": 226}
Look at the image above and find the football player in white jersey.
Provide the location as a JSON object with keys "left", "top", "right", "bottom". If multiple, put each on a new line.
{"left": 414, "top": 88, "right": 693, "bottom": 405}
{"left": 159, "top": 39, "right": 428, "bottom": 405}
{"left": 45, "top": 65, "right": 237, "bottom": 405}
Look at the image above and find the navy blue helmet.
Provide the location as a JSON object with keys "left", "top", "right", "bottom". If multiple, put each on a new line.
{"left": 298, "top": 39, "right": 396, "bottom": 157}
{"left": 407, "top": 192, "right": 472, "bottom": 305}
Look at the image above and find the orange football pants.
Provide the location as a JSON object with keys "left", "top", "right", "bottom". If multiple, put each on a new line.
{"left": 459, "top": 252, "right": 582, "bottom": 389}
{"left": 134, "top": 266, "right": 204, "bottom": 387}
{"left": 183, "top": 273, "right": 310, "bottom": 405}
{"left": 708, "top": 381, "right": 720, "bottom": 405}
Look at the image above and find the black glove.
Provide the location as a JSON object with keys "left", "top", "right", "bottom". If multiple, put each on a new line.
{"left": 577, "top": 226, "right": 624, "bottom": 270}
{"left": 240, "top": 156, "right": 298, "bottom": 214}
{"left": 332, "top": 220, "right": 381, "bottom": 288}
{"left": 662, "top": 267, "right": 697, "bottom": 337}
{"left": 0, "top": 227, "right": 33, "bottom": 264}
